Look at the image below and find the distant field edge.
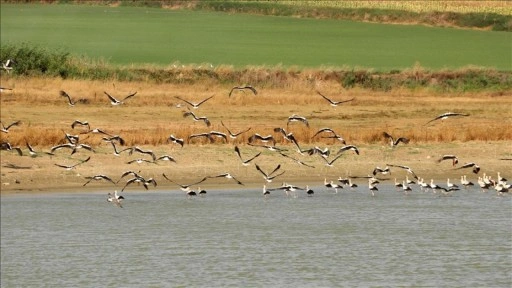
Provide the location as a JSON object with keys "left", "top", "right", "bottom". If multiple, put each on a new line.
{"left": 1, "top": 0, "right": 510, "bottom": 31}
{"left": 1, "top": 41, "right": 511, "bottom": 92}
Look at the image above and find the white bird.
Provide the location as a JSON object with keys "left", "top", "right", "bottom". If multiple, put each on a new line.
{"left": 455, "top": 162, "right": 480, "bottom": 174}
{"left": 183, "top": 110, "right": 211, "bottom": 127}
{"left": 110, "top": 142, "right": 133, "bottom": 156}
{"left": 54, "top": 156, "right": 90, "bottom": 170}
{"left": 162, "top": 173, "right": 207, "bottom": 192}
{"left": 60, "top": 90, "right": 77, "bottom": 106}
{"left": 229, "top": 85, "right": 257, "bottom": 97}
{"left": 107, "top": 190, "right": 124, "bottom": 208}
{"left": 1, "top": 120, "right": 21, "bottom": 133}
{"left": 2, "top": 59, "right": 14, "bottom": 73}
{"left": 437, "top": 155, "right": 459, "bottom": 166}
{"left": 26, "top": 141, "right": 37, "bottom": 157}
{"left": 208, "top": 173, "right": 244, "bottom": 185}
{"left": 174, "top": 95, "right": 214, "bottom": 109}
{"left": 248, "top": 133, "right": 276, "bottom": 146}
{"left": 255, "top": 164, "right": 285, "bottom": 183}
{"left": 287, "top": 114, "right": 309, "bottom": 127}
{"left": 234, "top": 146, "right": 261, "bottom": 166}
{"left": 130, "top": 146, "right": 156, "bottom": 161}
{"left": 83, "top": 174, "right": 116, "bottom": 186}
{"left": 316, "top": 91, "right": 354, "bottom": 107}
{"left": 368, "top": 179, "right": 378, "bottom": 197}
{"left": 104, "top": 91, "right": 137, "bottom": 105}
{"left": 263, "top": 185, "right": 271, "bottom": 198}
{"left": 121, "top": 176, "right": 157, "bottom": 192}
{"left": 311, "top": 127, "right": 346, "bottom": 144}
{"left": 221, "top": 121, "right": 251, "bottom": 139}
{"left": 71, "top": 120, "right": 91, "bottom": 131}
{"left": 402, "top": 181, "right": 412, "bottom": 194}
{"left": 337, "top": 145, "right": 360, "bottom": 155}
{"left": 386, "top": 164, "right": 418, "bottom": 179}
{"left": 425, "top": 112, "right": 469, "bottom": 125}
{"left": 278, "top": 152, "right": 315, "bottom": 168}
{"left": 0, "top": 142, "right": 22, "bottom": 156}
{"left": 373, "top": 166, "right": 390, "bottom": 176}
{"left": 168, "top": 134, "right": 185, "bottom": 147}
{"left": 382, "top": 132, "right": 409, "bottom": 147}
{"left": 156, "top": 155, "right": 177, "bottom": 163}
{"left": 321, "top": 153, "right": 344, "bottom": 167}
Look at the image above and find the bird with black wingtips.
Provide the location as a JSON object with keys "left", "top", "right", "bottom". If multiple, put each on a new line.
{"left": 234, "top": 146, "right": 261, "bottom": 166}
{"left": 156, "top": 155, "right": 177, "bottom": 163}
{"left": 162, "top": 173, "right": 207, "bottom": 192}
{"left": 337, "top": 145, "right": 360, "bottom": 155}
{"left": 382, "top": 132, "right": 409, "bottom": 147}
{"left": 287, "top": 114, "right": 309, "bottom": 128}
{"left": 71, "top": 120, "right": 90, "bottom": 131}
{"left": 221, "top": 121, "right": 251, "bottom": 139}
{"left": 316, "top": 91, "right": 354, "bottom": 107}
{"left": 83, "top": 175, "right": 116, "bottom": 186}
{"left": 229, "top": 85, "right": 257, "bottom": 97}
{"left": 107, "top": 190, "right": 124, "bottom": 208}
{"left": 0, "top": 141, "right": 23, "bottom": 156}
{"left": 54, "top": 156, "right": 90, "bottom": 170}
{"left": 321, "top": 153, "right": 345, "bottom": 167}
{"left": 1, "top": 120, "right": 21, "bottom": 133}
{"left": 248, "top": 133, "right": 276, "bottom": 146}
{"left": 110, "top": 142, "right": 133, "bottom": 156}
{"left": 209, "top": 131, "right": 228, "bottom": 143}
{"left": 208, "top": 173, "right": 244, "bottom": 185}
{"left": 255, "top": 163, "right": 285, "bottom": 183}
{"left": 2, "top": 59, "right": 14, "bottom": 73}
{"left": 121, "top": 176, "right": 157, "bottom": 192}
{"left": 130, "top": 146, "right": 156, "bottom": 161}
{"left": 102, "top": 135, "right": 126, "bottom": 146}
{"left": 183, "top": 110, "right": 211, "bottom": 127}
{"left": 104, "top": 91, "right": 137, "bottom": 106}
{"left": 26, "top": 141, "right": 37, "bottom": 157}
{"left": 168, "top": 134, "right": 185, "bottom": 147}
{"left": 372, "top": 166, "right": 390, "bottom": 176}
{"left": 311, "top": 127, "right": 346, "bottom": 144}
{"left": 437, "top": 155, "right": 459, "bottom": 166}
{"left": 174, "top": 95, "right": 214, "bottom": 109}
{"left": 425, "top": 112, "right": 469, "bottom": 125}
{"left": 386, "top": 164, "right": 419, "bottom": 179}
{"left": 60, "top": 90, "right": 77, "bottom": 107}
{"left": 278, "top": 152, "right": 315, "bottom": 168}
{"left": 188, "top": 132, "right": 215, "bottom": 144}
{"left": 455, "top": 162, "right": 480, "bottom": 174}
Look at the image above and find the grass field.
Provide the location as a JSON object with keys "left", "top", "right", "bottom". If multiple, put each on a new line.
{"left": 1, "top": 4, "right": 511, "bottom": 71}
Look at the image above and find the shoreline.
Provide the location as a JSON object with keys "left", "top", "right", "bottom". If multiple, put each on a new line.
{"left": 2, "top": 141, "right": 510, "bottom": 196}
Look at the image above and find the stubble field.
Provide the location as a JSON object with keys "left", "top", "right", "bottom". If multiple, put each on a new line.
{"left": 1, "top": 77, "right": 511, "bottom": 194}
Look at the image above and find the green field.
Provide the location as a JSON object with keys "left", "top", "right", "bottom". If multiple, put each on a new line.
{"left": 0, "top": 4, "right": 511, "bottom": 70}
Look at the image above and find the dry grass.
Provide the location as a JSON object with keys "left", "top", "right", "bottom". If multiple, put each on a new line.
{"left": 278, "top": 1, "right": 512, "bottom": 15}
{"left": 1, "top": 77, "right": 511, "bottom": 193}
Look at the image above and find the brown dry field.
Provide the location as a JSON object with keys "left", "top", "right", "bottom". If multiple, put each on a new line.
{"left": 1, "top": 77, "right": 511, "bottom": 195}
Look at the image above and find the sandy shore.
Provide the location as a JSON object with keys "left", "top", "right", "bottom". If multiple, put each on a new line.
{"left": 1, "top": 141, "right": 510, "bottom": 195}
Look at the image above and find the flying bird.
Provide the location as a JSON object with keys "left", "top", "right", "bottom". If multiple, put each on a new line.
{"left": 425, "top": 112, "right": 469, "bottom": 125}
{"left": 2, "top": 59, "right": 14, "bottom": 73}
{"left": 234, "top": 146, "right": 261, "bottom": 166}
{"left": 321, "top": 153, "right": 345, "bottom": 167}
{"left": 337, "top": 145, "right": 360, "bottom": 155}
{"left": 0, "top": 142, "right": 22, "bottom": 156}
{"left": 1, "top": 120, "right": 21, "bottom": 133}
{"left": 130, "top": 146, "right": 156, "bottom": 161}
{"left": 107, "top": 191, "right": 125, "bottom": 208}
{"left": 382, "top": 132, "right": 410, "bottom": 147}
{"left": 372, "top": 166, "right": 391, "bottom": 176}
{"left": 278, "top": 152, "right": 315, "bottom": 168}
{"left": 456, "top": 162, "right": 480, "bottom": 174}
{"left": 104, "top": 91, "right": 137, "bottom": 106}
{"left": 208, "top": 173, "right": 244, "bottom": 185}
{"left": 183, "top": 110, "right": 211, "bottom": 127}
{"left": 54, "top": 156, "right": 90, "bottom": 170}
{"left": 71, "top": 120, "right": 90, "bottom": 131}
{"left": 316, "top": 91, "right": 354, "bottom": 107}
{"left": 437, "top": 155, "right": 459, "bottom": 166}
{"left": 303, "top": 146, "right": 330, "bottom": 158}
{"left": 51, "top": 143, "right": 95, "bottom": 155}
{"left": 229, "top": 85, "right": 257, "bottom": 97}
{"left": 26, "top": 141, "right": 37, "bottom": 157}
{"left": 156, "top": 155, "right": 177, "bottom": 163}
{"left": 386, "top": 164, "right": 419, "bottom": 179}
{"left": 311, "top": 127, "right": 346, "bottom": 144}
{"left": 248, "top": 133, "right": 276, "bottom": 146}
{"left": 168, "top": 134, "right": 185, "bottom": 147}
{"left": 60, "top": 90, "right": 77, "bottom": 106}
{"left": 221, "top": 121, "right": 251, "bottom": 139}
{"left": 255, "top": 164, "right": 285, "bottom": 183}
{"left": 287, "top": 114, "right": 309, "bottom": 128}
{"left": 110, "top": 142, "right": 132, "bottom": 156}
{"left": 83, "top": 175, "right": 116, "bottom": 186}
{"left": 162, "top": 173, "right": 207, "bottom": 192}
{"left": 174, "top": 95, "right": 214, "bottom": 109}
{"left": 121, "top": 176, "right": 157, "bottom": 192}
{"left": 188, "top": 132, "right": 215, "bottom": 144}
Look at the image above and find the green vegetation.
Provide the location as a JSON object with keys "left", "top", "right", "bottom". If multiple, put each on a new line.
{"left": 1, "top": 4, "right": 510, "bottom": 70}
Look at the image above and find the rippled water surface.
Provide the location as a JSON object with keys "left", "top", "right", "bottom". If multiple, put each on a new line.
{"left": 2, "top": 186, "right": 511, "bottom": 287}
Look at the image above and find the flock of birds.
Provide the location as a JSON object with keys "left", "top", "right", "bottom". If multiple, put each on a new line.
{"left": 1, "top": 59, "right": 510, "bottom": 208}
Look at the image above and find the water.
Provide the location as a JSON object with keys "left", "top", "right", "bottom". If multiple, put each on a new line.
{"left": 2, "top": 186, "right": 511, "bottom": 287}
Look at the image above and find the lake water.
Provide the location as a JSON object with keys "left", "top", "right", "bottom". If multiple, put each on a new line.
{"left": 1, "top": 185, "right": 511, "bottom": 287}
